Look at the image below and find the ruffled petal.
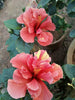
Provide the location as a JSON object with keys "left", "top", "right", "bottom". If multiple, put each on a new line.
{"left": 13, "top": 69, "right": 28, "bottom": 83}
{"left": 37, "top": 32, "right": 53, "bottom": 46}
{"left": 34, "top": 50, "right": 51, "bottom": 62}
{"left": 16, "top": 14, "right": 24, "bottom": 24}
{"left": 33, "top": 81, "right": 53, "bottom": 100}
{"left": 20, "top": 66, "right": 32, "bottom": 79}
{"left": 50, "top": 63, "right": 63, "bottom": 84}
{"left": 40, "top": 16, "right": 56, "bottom": 31}
{"left": 7, "top": 79, "right": 27, "bottom": 99}
{"left": 23, "top": 8, "right": 33, "bottom": 26}
{"left": 10, "top": 53, "right": 29, "bottom": 69}
{"left": 33, "top": 8, "right": 48, "bottom": 21}
{"left": 20, "top": 27, "right": 35, "bottom": 43}
{"left": 27, "top": 79, "right": 40, "bottom": 91}
{"left": 27, "top": 55, "right": 34, "bottom": 72}
{"left": 27, "top": 79, "right": 41, "bottom": 98}
{"left": 38, "top": 72, "right": 53, "bottom": 84}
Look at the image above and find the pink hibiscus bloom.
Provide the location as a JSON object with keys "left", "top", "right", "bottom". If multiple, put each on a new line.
{"left": 7, "top": 50, "right": 63, "bottom": 100}
{"left": 17, "top": 8, "right": 56, "bottom": 46}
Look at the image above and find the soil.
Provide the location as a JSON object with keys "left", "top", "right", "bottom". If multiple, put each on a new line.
{"left": 0, "top": 0, "right": 75, "bottom": 73}
{"left": 53, "top": 30, "right": 64, "bottom": 42}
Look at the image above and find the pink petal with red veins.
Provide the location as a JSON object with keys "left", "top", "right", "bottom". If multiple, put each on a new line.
{"left": 50, "top": 63, "right": 63, "bottom": 84}
{"left": 13, "top": 69, "right": 28, "bottom": 83}
{"left": 27, "top": 79, "right": 40, "bottom": 91}
{"left": 20, "top": 27, "right": 35, "bottom": 43}
{"left": 40, "top": 16, "right": 56, "bottom": 31}
{"left": 27, "top": 79, "right": 41, "bottom": 98}
{"left": 27, "top": 55, "right": 34, "bottom": 72}
{"left": 28, "top": 88, "right": 41, "bottom": 98}
{"left": 20, "top": 66, "right": 32, "bottom": 79}
{"left": 16, "top": 14, "right": 24, "bottom": 24}
{"left": 10, "top": 53, "right": 29, "bottom": 69}
{"left": 38, "top": 72, "right": 53, "bottom": 84}
{"left": 37, "top": 32, "right": 53, "bottom": 46}
{"left": 33, "top": 81, "right": 53, "bottom": 100}
{"left": 7, "top": 79, "right": 27, "bottom": 99}
{"left": 23, "top": 8, "right": 33, "bottom": 26}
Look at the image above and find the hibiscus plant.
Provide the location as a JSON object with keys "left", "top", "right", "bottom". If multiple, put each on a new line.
{"left": 0, "top": 0, "right": 75, "bottom": 100}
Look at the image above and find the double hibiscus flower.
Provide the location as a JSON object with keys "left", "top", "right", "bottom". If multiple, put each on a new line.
{"left": 7, "top": 50, "right": 63, "bottom": 100}
{"left": 17, "top": 8, "right": 56, "bottom": 46}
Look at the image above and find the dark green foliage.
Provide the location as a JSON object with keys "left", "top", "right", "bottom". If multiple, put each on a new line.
{"left": 48, "top": 4, "right": 57, "bottom": 15}
{"left": 22, "top": 7, "right": 25, "bottom": 12}
{"left": 6, "top": 34, "right": 19, "bottom": 59}
{"left": 56, "top": 0, "right": 65, "bottom": 9}
{"left": 52, "top": 15, "right": 69, "bottom": 31}
{"left": 0, "top": 67, "right": 15, "bottom": 87}
{"left": 16, "top": 38, "right": 34, "bottom": 53}
{"left": 0, "top": 92, "right": 20, "bottom": 100}
{"left": 0, "top": 0, "right": 4, "bottom": 10}
{"left": 67, "top": 1, "right": 75, "bottom": 17}
{"left": 24, "top": 94, "right": 32, "bottom": 100}
{"left": 63, "top": 64, "right": 75, "bottom": 80}
{"left": 38, "top": 0, "right": 50, "bottom": 7}
{"left": 6, "top": 33, "right": 34, "bottom": 58}
{"left": 64, "top": 96, "right": 75, "bottom": 100}
{"left": 4, "top": 19, "right": 21, "bottom": 30}
{"left": 69, "top": 29, "right": 75, "bottom": 38}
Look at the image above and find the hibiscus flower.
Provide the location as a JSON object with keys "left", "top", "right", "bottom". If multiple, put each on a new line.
{"left": 7, "top": 50, "right": 63, "bottom": 100}
{"left": 17, "top": 8, "right": 56, "bottom": 46}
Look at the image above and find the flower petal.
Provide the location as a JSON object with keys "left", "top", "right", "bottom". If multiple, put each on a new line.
{"left": 17, "top": 14, "right": 24, "bottom": 24}
{"left": 34, "top": 50, "right": 51, "bottom": 62}
{"left": 10, "top": 53, "right": 29, "bottom": 69}
{"left": 13, "top": 69, "right": 28, "bottom": 83}
{"left": 27, "top": 55, "right": 34, "bottom": 72}
{"left": 20, "top": 66, "right": 32, "bottom": 79}
{"left": 20, "top": 27, "right": 35, "bottom": 43}
{"left": 23, "top": 8, "right": 33, "bottom": 26}
{"left": 38, "top": 72, "right": 53, "bottom": 84}
{"left": 40, "top": 16, "right": 56, "bottom": 31}
{"left": 27, "top": 79, "right": 41, "bottom": 98}
{"left": 50, "top": 63, "right": 63, "bottom": 83}
{"left": 33, "top": 81, "right": 53, "bottom": 100}
{"left": 37, "top": 32, "right": 53, "bottom": 46}
{"left": 27, "top": 79, "right": 40, "bottom": 91}
{"left": 7, "top": 79, "right": 27, "bottom": 99}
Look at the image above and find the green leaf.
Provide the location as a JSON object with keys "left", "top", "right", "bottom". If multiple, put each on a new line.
{"left": 25, "top": 43, "right": 34, "bottom": 53}
{"left": 69, "top": 29, "right": 75, "bottom": 38}
{"left": 0, "top": 67, "right": 15, "bottom": 87}
{"left": 15, "top": 38, "right": 34, "bottom": 54}
{"left": 38, "top": 0, "right": 50, "bottom": 7}
{"left": 67, "top": 1, "right": 75, "bottom": 17}
{"left": 68, "top": 12, "right": 75, "bottom": 17}
{"left": 24, "top": 94, "right": 32, "bottom": 100}
{"left": 48, "top": 4, "right": 56, "bottom": 15}
{"left": 0, "top": 92, "right": 20, "bottom": 100}
{"left": 4, "top": 19, "right": 21, "bottom": 30}
{"left": 14, "top": 30, "right": 20, "bottom": 35}
{"left": 52, "top": 15, "right": 68, "bottom": 31}
{"left": 63, "top": 64, "right": 75, "bottom": 80}
{"left": 15, "top": 38, "right": 26, "bottom": 53}
{"left": 56, "top": 0, "right": 65, "bottom": 9}
{"left": 64, "top": 96, "right": 75, "bottom": 100}
{"left": 72, "top": 78, "right": 75, "bottom": 87}
{"left": 6, "top": 34, "right": 19, "bottom": 59}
